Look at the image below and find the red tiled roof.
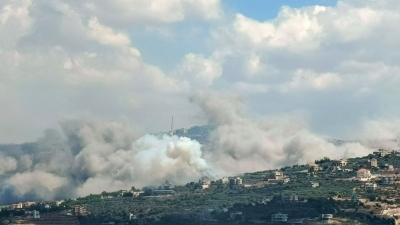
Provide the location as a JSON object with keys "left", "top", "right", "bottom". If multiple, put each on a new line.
{"left": 307, "top": 162, "right": 319, "bottom": 167}
{"left": 358, "top": 168, "right": 370, "bottom": 172}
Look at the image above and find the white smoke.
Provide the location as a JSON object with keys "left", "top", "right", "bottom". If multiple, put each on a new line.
{"left": 0, "top": 93, "right": 390, "bottom": 203}
{"left": 191, "top": 93, "right": 372, "bottom": 175}
{"left": 0, "top": 118, "right": 212, "bottom": 202}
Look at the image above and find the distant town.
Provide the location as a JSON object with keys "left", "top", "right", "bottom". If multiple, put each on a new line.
{"left": 2, "top": 147, "right": 400, "bottom": 224}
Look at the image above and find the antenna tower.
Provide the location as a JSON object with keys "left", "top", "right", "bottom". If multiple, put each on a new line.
{"left": 170, "top": 116, "right": 174, "bottom": 132}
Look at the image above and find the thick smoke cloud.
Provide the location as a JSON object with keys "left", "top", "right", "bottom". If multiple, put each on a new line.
{"left": 0, "top": 94, "right": 394, "bottom": 204}
{"left": 0, "top": 118, "right": 212, "bottom": 204}
{"left": 191, "top": 93, "right": 372, "bottom": 175}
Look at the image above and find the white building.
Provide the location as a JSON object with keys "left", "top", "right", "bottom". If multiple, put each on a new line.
{"left": 272, "top": 171, "right": 284, "bottom": 180}
{"left": 365, "top": 183, "right": 377, "bottom": 191}
{"left": 382, "top": 176, "right": 394, "bottom": 185}
{"left": 230, "top": 211, "right": 242, "bottom": 220}
{"left": 357, "top": 169, "right": 371, "bottom": 181}
{"left": 221, "top": 177, "right": 229, "bottom": 184}
{"left": 271, "top": 213, "right": 288, "bottom": 222}
{"left": 229, "top": 177, "right": 243, "bottom": 186}
{"left": 55, "top": 200, "right": 64, "bottom": 207}
{"left": 321, "top": 214, "right": 333, "bottom": 224}
{"left": 333, "top": 159, "right": 347, "bottom": 167}
{"left": 11, "top": 203, "right": 23, "bottom": 210}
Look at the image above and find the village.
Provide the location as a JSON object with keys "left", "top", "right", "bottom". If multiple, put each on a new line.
{"left": 2, "top": 149, "right": 400, "bottom": 224}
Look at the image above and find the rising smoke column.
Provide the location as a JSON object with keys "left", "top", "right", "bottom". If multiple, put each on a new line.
{"left": 191, "top": 93, "right": 372, "bottom": 175}
{"left": 0, "top": 118, "right": 212, "bottom": 204}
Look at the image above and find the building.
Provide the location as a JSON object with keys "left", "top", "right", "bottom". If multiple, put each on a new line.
{"left": 230, "top": 211, "right": 242, "bottom": 220}
{"left": 321, "top": 214, "right": 333, "bottom": 224}
{"left": 199, "top": 177, "right": 212, "bottom": 189}
{"left": 384, "top": 164, "right": 394, "bottom": 171}
{"left": 229, "top": 177, "right": 243, "bottom": 186}
{"left": 357, "top": 169, "right": 371, "bottom": 181}
{"left": 162, "top": 180, "right": 173, "bottom": 190}
{"left": 351, "top": 193, "right": 359, "bottom": 202}
{"left": 272, "top": 171, "right": 284, "bottom": 180}
{"left": 283, "top": 177, "right": 291, "bottom": 183}
{"left": 25, "top": 210, "right": 40, "bottom": 219}
{"left": 311, "top": 182, "right": 319, "bottom": 188}
{"left": 282, "top": 195, "right": 299, "bottom": 203}
{"left": 373, "top": 149, "right": 391, "bottom": 157}
{"left": 23, "top": 201, "right": 36, "bottom": 207}
{"left": 369, "top": 158, "right": 378, "bottom": 168}
{"left": 382, "top": 176, "right": 394, "bottom": 185}
{"left": 74, "top": 205, "right": 87, "bottom": 216}
{"left": 132, "top": 218, "right": 146, "bottom": 225}
{"left": 333, "top": 159, "right": 347, "bottom": 167}
{"left": 131, "top": 191, "right": 144, "bottom": 197}
{"left": 11, "top": 203, "right": 23, "bottom": 210}
{"left": 307, "top": 162, "right": 319, "bottom": 171}
{"left": 271, "top": 213, "right": 288, "bottom": 222}
{"left": 55, "top": 200, "right": 64, "bottom": 207}
{"left": 221, "top": 177, "right": 229, "bottom": 184}
{"left": 365, "top": 183, "right": 377, "bottom": 191}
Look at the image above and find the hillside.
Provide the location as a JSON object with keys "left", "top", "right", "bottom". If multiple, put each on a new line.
{"left": 48, "top": 150, "right": 400, "bottom": 225}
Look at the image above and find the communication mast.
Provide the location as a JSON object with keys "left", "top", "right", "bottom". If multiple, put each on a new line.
{"left": 169, "top": 117, "right": 174, "bottom": 136}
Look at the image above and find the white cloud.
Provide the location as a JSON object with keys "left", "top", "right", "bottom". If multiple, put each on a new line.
{"left": 172, "top": 53, "right": 222, "bottom": 87}
{"left": 280, "top": 69, "right": 342, "bottom": 92}
{"left": 87, "top": 17, "right": 131, "bottom": 46}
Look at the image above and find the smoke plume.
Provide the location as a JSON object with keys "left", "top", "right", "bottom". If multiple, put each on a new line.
{"left": 0, "top": 93, "right": 390, "bottom": 204}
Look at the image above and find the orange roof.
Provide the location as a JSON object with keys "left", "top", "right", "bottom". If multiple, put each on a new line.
{"left": 307, "top": 162, "right": 319, "bottom": 167}
{"left": 358, "top": 168, "right": 370, "bottom": 172}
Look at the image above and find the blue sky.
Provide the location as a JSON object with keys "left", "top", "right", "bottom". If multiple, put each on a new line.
{"left": 223, "top": 0, "right": 339, "bottom": 21}
{"left": 1, "top": 0, "right": 400, "bottom": 143}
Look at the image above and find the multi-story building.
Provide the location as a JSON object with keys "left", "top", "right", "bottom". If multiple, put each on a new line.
{"left": 373, "top": 149, "right": 391, "bottom": 157}
{"left": 74, "top": 205, "right": 87, "bottom": 216}
{"left": 229, "top": 177, "right": 243, "bottom": 186}
{"left": 382, "top": 176, "right": 394, "bottom": 185}
{"left": 333, "top": 159, "right": 347, "bottom": 167}
{"left": 23, "top": 201, "right": 36, "bottom": 208}
{"left": 230, "top": 211, "right": 242, "bottom": 220}
{"left": 321, "top": 214, "right": 333, "bottom": 224}
{"left": 11, "top": 203, "right": 23, "bottom": 210}
{"left": 221, "top": 177, "right": 229, "bottom": 184}
{"left": 365, "top": 183, "right": 377, "bottom": 191}
{"left": 307, "top": 162, "right": 319, "bottom": 171}
{"left": 271, "top": 213, "right": 288, "bottom": 222}
{"left": 132, "top": 218, "right": 146, "bottom": 225}
{"left": 25, "top": 210, "right": 40, "bottom": 219}
{"left": 282, "top": 195, "right": 299, "bottom": 203}
{"left": 351, "top": 193, "right": 359, "bottom": 202}
{"left": 369, "top": 158, "right": 378, "bottom": 168}
{"left": 357, "top": 169, "right": 371, "bottom": 181}
{"left": 271, "top": 171, "right": 284, "bottom": 180}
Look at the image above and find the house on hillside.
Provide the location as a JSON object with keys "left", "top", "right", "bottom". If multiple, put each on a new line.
{"left": 200, "top": 177, "right": 211, "bottom": 189}
{"left": 271, "top": 171, "right": 284, "bottom": 180}
{"left": 369, "top": 158, "right": 378, "bottom": 168}
{"left": 365, "top": 183, "right": 377, "bottom": 191}
{"left": 357, "top": 168, "right": 371, "bottom": 181}
{"left": 332, "top": 159, "right": 347, "bottom": 167}
{"left": 320, "top": 214, "right": 333, "bottom": 224}
{"left": 373, "top": 149, "right": 391, "bottom": 157}
{"left": 382, "top": 176, "right": 394, "bottom": 185}
{"left": 11, "top": 203, "right": 23, "bottom": 210}
{"left": 221, "top": 177, "right": 229, "bottom": 184}
{"left": 229, "top": 177, "right": 243, "bottom": 186}
{"left": 307, "top": 162, "right": 319, "bottom": 171}
{"left": 271, "top": 213, "right": 288, "bottom": 222}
